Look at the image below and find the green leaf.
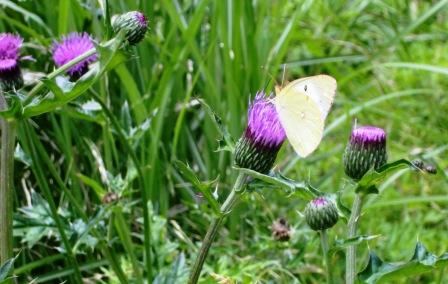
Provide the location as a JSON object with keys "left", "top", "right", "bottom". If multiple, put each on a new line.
{"left": 329, "top": 235, "right": 381, "bottom": 255}
{"left": 356, "top": 159, "right": 416, "bottom": 194}
{"left": 197, "top": 99, "right": 235, "bottom": 152}
{"left": 173, "top": 160, "right": 220, "bottom": 214}
{"left": 358, "top": 242, "right": 448, "bottom": 283}
{"left": 0, "top": 254, "right": 18, "bottom": 281}
{"left": 235, "top": 167, "right": 320, "bottom": 200}
{"left": 0, "top": 92, "right": 23, "bottom": 119}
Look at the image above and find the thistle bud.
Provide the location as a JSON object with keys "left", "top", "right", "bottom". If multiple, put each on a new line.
{"left": 343, "top": 126, "right": 387, "bottom": 180}
{"left": 0, "top": 33, "right": 24, "bottom": 91}
{"left": 112, "top": 11, "right": 148, "bottom": 45}
{"left": 304, "top": 197, "right": 339, "bottom": 231}
{"left": 234, "top": 92, "right": 286, "bottom": 174}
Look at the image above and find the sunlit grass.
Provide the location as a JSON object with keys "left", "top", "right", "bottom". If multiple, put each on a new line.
{"left": 1, "top": 0, "right": 447, "bottom": 283}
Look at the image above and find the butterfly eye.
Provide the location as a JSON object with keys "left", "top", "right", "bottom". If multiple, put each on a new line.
{"left": 304, "top": 85, "right": 307, "bottom": 91}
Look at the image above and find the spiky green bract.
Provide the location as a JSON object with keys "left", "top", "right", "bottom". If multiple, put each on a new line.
{"left": 112, "top": 11, "right": 148, "bottom": 45}
{"left": 234, "top": 92, "right": 286, "bottom": 174}
{"left": 304, "top": 197, "right": 339, "bottom": 231}
{"left": 343, "top": 126, "right": 387, "bottom": 180}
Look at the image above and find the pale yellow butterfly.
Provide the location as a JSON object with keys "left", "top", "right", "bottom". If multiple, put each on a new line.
{"left": 274, "top": 75, "right": 337, "bottom": 157}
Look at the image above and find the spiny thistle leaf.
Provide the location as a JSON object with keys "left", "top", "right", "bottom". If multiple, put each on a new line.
{"left": 358, "top": 242, "right": 448, "bottom": 283}
{"left": 355, "top": 159, "right": 419, "bottom": 194}
{"left": 197, "top": 98, "right": 235, "bottom": 152}
{"left": 235, "top": 166, "right": 320, "bottom": 200}
{"left": 329, "top": 235, "right": 381, "bottom": 255}
{"left": 174, "top": 160, "right": 220, "bottom": 214}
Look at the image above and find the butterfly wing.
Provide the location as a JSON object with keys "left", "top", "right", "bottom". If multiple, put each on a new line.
{"left": 274, "top": 89, "right": 324, "bottom": 157}
{"left": 282, "top": 75, "right": 336, "bottom": 119}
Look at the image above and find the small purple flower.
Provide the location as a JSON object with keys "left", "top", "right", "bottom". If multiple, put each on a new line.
{"left": 134, "top": 12, "right": 148, "bottom": 28}
{"left": 350, "top": 126, "right": 386, "bottom": 147}
{"left": 311, "top": 196, "right": 328, "bottom": 206}
{"left": 245, "top": 92, "right": 286, "bottom": 150}
{"left": 0, "top": 33, "right": 24, "bottom": 90}
{"left": 344, "top": 125, "right": 388, "bottom": 180}
{"left": 52, "top": 32, "right": 97, "bottom": 80}
{"left": 234, "top": 92, "right": 286, "bottom": 173}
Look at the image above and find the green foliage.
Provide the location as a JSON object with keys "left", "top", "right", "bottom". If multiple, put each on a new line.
{"left": 359, "top": 242, "right": 448, "bottom": 283}
{"left": 0, "top": 254, "right": 17, "bottom": 282}
{"left": 0, "top": 0, "right": 447, "bottom": 283}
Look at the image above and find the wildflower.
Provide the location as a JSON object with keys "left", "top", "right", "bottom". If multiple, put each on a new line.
{"left": 343, "top": 126, "right": 387, "bottom": 180}
{"left": 234, "top": 92, "right": 286, "bottom": 174}
{"left": 112, "top": 11, "right": 148, "bottom": 45}
{"left": 52, "top": 32, "right": 97, "bottom": 80}
{"left": 0, "top": 33, "right": 24, "bottom": 91}
{"left": 271, "top": 218, "right": 291, "bottom": 242}
{"left": 304, "top": 197, "right": 339, "bottom": 231}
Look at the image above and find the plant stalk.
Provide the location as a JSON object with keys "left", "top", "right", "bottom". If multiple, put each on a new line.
{"left": 0, "top": 93, "right": 16, "bottom": 276}
{"left": 320, "top": 230, "right": 333, "bottom": 284}
{"left": 23, "top": 47, "right": 96, "bottom": 105}
{"left": 346, "top": 193, "right": 364, "bottom": 284}
{"left": 188, "top": 173, "right": 246, "bottom": 284}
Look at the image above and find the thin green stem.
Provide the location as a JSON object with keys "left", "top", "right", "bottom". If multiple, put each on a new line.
{"left": 23, "top": 122, "right": 83, "bottom": 283}
{"left": 346, "top": 194, "right": 364, "bottom": 284}
{"left": 24, "top": 119, "right": 128, "bottom": 283}
{"left": 320, "top": 230, "right": 333, "bottom": 284}
{"left": 23, "top": 48, "right": 96, "bottom": 105}
{"left": 90, "top": 91, "right": 153, "bottom": 281}
{"left": 188, "top": 173, "right": 247, "bottom": 284}
{"left": 0, "top": 94, "right": 16, "bottom": 282}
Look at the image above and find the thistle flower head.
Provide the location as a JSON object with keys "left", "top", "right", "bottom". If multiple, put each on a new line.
{"left": 349, "top": 126, "right": 386, "bottom": 147}
{"left": 343, "top": 125, "right": 387, "bottom": 180}
{"left": 52, "top": 32, "right": 97, "bottom": 80}
{"left": 246, "top": 92, "right": 286, "bottom": 149}
{"left": 234, "top": 92, "right": 286, "bottom": 173}
{"left": 112, "top": 11, "right": 148, "bottom": 45}
{"left": 304, "top": 197, "right": 339, "bottom": 231}
{"left": 0, "top": 33, "right": 24, "bottom": 91}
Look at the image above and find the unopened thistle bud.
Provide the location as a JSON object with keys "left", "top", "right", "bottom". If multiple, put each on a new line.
{"left": 0, "top": 33, "right": 24, "bottom": 91}
{"left": 52, "top": 32, "right": 98, "bottom": 80}
{"left": 234, "top": 92, "right": 286, "bottom": 174}
{"left": 304, "top": 197, "right": 339, "bottom": 231}
{"left": 343, "top": 126, "right": 387, "bottom": 180}
{"left": 112, "top": 11, "right": 148, "bottom": 45}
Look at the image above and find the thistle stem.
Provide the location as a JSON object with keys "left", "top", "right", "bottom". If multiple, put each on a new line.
{"left": 188, "top": 173, "right": 246, "bottom": 284}
{"left": 23, "top": 47, "right": 96, "bottom": 105}
{"left": 320, "top": 230, "right": 333, "bottom": 284}
{"left": 0, "top": 93, "right": 16, "bottom": 282}
{"left": 346, "top": 193, "right": 364, "bottom": 284}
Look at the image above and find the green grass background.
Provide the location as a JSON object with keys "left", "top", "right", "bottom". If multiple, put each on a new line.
{"left": 1, "top": 0, "right": 447, "bottom": 283}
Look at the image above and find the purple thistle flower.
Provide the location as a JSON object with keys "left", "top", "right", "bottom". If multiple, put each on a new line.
{"left": 134, "top": 12, "right": 148, "bottom": 28}
{"left": 52, "top": 32, "right": 97, "bottom": 80}
{"left": 343, "top": 125, "right": 388, "bottom": 180}
{"left": 311, "top": 196, "right": 328, "bottom": 206}
{"left": 0, "top": 33, "right": 24, "bottom": 91}
{"left": 234, "top": 92, "right": 286, "bottom": 173}
{"left": 349, "top": 126, "right": 386, "bottom": 147}
{"left": 245, "top": 92, "right": 286, "bottom": 149}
